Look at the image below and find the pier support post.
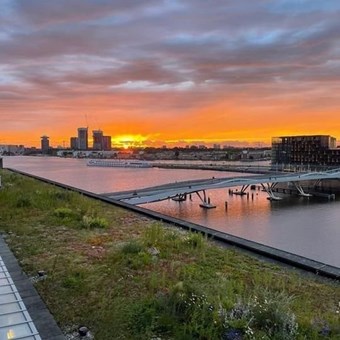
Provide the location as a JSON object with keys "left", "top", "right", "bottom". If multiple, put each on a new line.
{"left": 291, "top": 182, "right": 313, "bottom": 197}
{"left": 261, "top": 183, "right": 282, "bottom": 201}
{"left": 197, "top": 190, "right": 216, "bottom": 209}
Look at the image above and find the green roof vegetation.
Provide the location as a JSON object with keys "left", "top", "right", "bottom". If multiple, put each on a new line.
{"left": 0, "top": 169, "right": 339, "bottom": 339}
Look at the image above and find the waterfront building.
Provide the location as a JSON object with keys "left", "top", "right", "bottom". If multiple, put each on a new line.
{"left": 93, "top": 130, "right": 103, "bottom": 150}
{"left": 70, "top": 137, "right": 78, "bottom": 150}
{"left": 272, "top": 135, "right": 340, "bottom": 166}
{"left": 40, "top": 135, "right": 49, "bottom": 154}
{"left": 77, "top": 127, "right": 88, "bottom": 150}
{"left": 92, "top": 130, "right": 111, "bottom": 151}
{"left": 0, "top": 144, "right": 25, "bottom": 155}
{"left": 102, "top": 135, "right": 112, "bottom": 151}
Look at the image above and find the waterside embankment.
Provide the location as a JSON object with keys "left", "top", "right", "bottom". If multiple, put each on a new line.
{"left": 152, "top": 162, "right": 271, "bottom": 174}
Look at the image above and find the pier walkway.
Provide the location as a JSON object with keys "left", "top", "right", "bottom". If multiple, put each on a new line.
{"left": 104, "top": 168, "right": 340, "bottom": 205}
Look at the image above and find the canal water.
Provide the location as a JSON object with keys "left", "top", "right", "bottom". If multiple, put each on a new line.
{"left": 3, "top": 156, "right": 340, "bottom": 268}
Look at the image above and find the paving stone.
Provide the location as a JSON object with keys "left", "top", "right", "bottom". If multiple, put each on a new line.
{"left": 0, "top": 236, "right": 65, "bottom": 340}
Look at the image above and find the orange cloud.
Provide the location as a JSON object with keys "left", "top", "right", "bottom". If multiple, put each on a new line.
{"left": 1, "top": 1, "right": 340, "bottom": 147}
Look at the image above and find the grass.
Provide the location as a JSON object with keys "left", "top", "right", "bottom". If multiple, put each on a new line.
{"left": 0, "top": 169, "right": 339, "bottom": 339}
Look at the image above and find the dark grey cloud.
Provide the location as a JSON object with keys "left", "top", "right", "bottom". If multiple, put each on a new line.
{"left": 11, "top": 0, "right": 160, "bottom": 27}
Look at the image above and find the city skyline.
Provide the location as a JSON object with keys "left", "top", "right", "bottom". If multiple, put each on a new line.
{"left": 1, "top": 1, "right": 340, "bottom": 147}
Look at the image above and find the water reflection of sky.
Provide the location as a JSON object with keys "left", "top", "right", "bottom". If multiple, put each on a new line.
{"left": 5, "top": 156, "right": 243, "bottom": 193}
{"left": 4, "top": 156, "right": 340, "bottom": 267}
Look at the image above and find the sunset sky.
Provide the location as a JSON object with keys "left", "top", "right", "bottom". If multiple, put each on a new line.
{"left": 1, "top": 0, "right": 340, "bottom": 148}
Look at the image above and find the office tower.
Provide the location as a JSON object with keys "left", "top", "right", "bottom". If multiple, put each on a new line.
{"left": 93, "top": 130, "right": 103, "bottom": 150}
{"left": 77, "top": 127, "right": 88, "bottom": 150}
{"left": 41, "top": 135, "right": 49, "bottom": 154}
{"left": 70, "top": 137, "right": 78, "bottom": 150}
{"left": 102, "top": 135, "right": 112, "bottom": 151}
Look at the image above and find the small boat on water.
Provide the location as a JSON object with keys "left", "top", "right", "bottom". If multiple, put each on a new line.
{"left": 87, "top": 159, "right": 152, "bottom": 168}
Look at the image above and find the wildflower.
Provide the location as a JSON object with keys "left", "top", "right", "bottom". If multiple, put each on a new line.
{"left": 319, "top": 325, "right": 331, "bottom": 337}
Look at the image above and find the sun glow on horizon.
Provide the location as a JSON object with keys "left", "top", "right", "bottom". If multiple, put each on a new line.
{"left": 111, "top": 134, "right": 149, "bottom": 149}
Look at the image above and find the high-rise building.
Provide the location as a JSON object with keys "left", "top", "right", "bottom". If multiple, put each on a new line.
{"left": 92, "top": 130, "right": 111, "bottom": 150}
{"left": 77, "top": 127, "right": 88, "bottom": 150}
{"left": 40, "top": 135, "right": 49, "bottom": 154}
{"left": 70, "top": 137, "right": 78, "bottom": 150}
{"left": 102, "top": 135, "right": 112, "bottom": 151}
{"left": 93, "top": 130, "right": 103, "bottom": 150}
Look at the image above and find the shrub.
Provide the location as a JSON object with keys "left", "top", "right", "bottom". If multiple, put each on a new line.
{"left": 122, "top": 241, "right": 143, "bottom": 254}
{"left": 251, "top": 293, "right": 298, "bottom": 338}
{"left": 128, "top": 299, "right": 158, "bottom": 336}
{"left": 54, "top": 207, "right": 74, "bottom": 218}
{"left": 50, "top": 190, "right": 73, "bottom": 201}
{"left": 81, "top": 215, "right": 108, "bottom": 229}
{"left": 127, "top": 283, "right": 220, "bottom": 339}
{"left": 121, "top": 241, "right": 152, "bottom": 269}
{"left": 62, "top": 271, "right": 86, "bottom": 290}
{"left": 221, "top": 291, "right": 298, "bottom": 339}
{"left": 185, "top": 232, "right": 206, "bottom": 249}
{"left": 158, "top": 282, "right": 220, "bottom": 338}
{"left": 125, "top": 252, "right": 152, "bottom": 270}
{"left": 16, "top": 196, "right": 32, "bottom": 208}
{"left": 142, "top": 225, "right": 166, "bottom": 246}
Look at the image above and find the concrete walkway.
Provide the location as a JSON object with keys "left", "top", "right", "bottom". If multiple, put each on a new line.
{"left": 0, "top": 236, "right": 64, "bottom": 340}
